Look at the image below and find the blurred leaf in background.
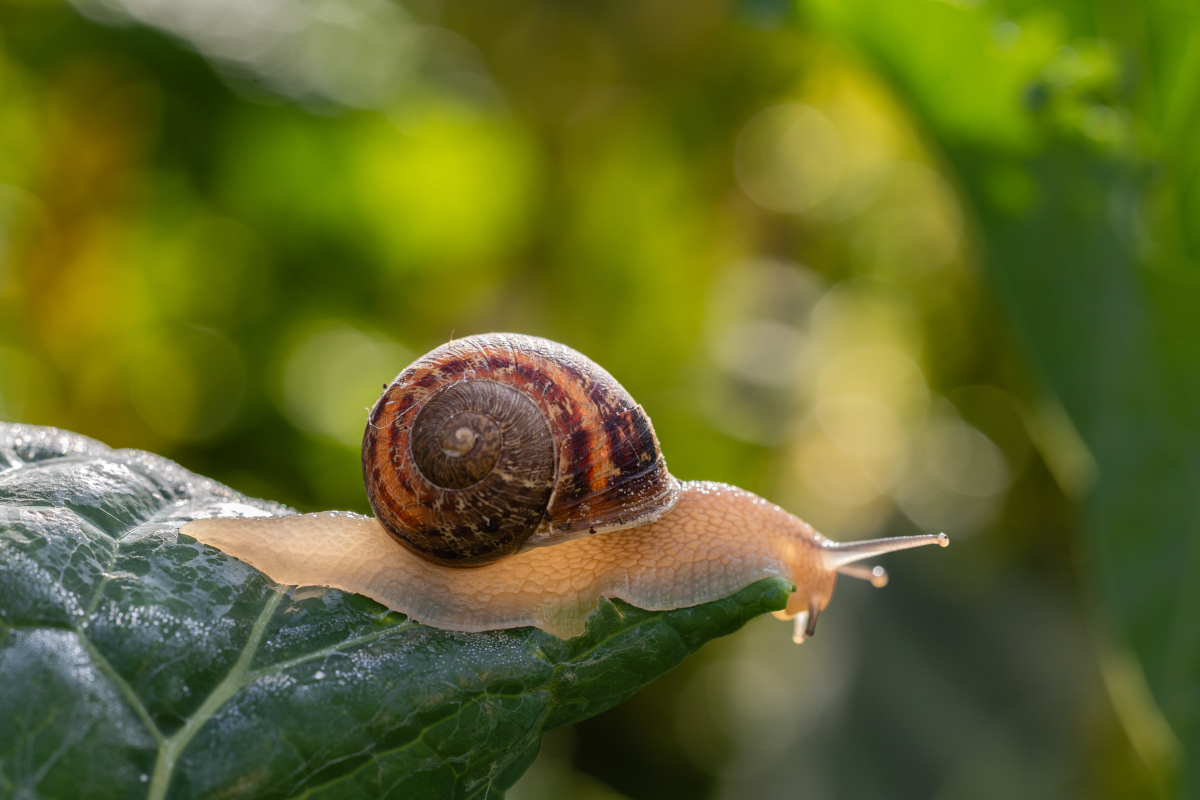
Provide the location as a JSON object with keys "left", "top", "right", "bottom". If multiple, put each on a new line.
{"left": 0, "top": 0, "right": 1195, "bottom": 797}
{"left": 802, "top": 0, "right": 1200, "bottom": 795}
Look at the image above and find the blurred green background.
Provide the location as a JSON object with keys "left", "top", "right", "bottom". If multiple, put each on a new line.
{"left": 1, "top": 0, "right": 1198, "bottom": 796}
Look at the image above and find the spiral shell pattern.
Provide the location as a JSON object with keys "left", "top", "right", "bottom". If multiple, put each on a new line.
{"left": 363, "top": 333, "right": 681, "bottom": 567}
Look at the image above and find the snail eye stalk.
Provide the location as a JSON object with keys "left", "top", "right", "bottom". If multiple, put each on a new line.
{"left": 822, "top": 532, "right": 949, "bottom": 570}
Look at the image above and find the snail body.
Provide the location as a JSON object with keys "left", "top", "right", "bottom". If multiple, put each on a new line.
{"left": 184, "top": 333, "right": 947, "bottom": 641}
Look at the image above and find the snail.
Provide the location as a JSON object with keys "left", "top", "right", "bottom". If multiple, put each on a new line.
{"left": 183, "top": 333, "right": 947, "bottom": 641}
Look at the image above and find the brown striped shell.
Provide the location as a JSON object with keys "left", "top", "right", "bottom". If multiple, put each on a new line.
{"left": 362, "top": 333, "right": 682, "bottom": 567}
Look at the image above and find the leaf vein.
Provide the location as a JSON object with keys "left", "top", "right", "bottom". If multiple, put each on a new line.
{"left": 145, "top": 588, "right": 285, "bottom": 800}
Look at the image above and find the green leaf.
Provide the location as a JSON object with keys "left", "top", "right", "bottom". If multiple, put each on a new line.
{"left": 803, "top": 0, "right": 1200, "bottom": 790}
{"left": 0, "top": 422, "right": 790, "bottom": 799}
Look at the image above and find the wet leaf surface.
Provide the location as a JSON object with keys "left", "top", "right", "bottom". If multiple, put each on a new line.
{"left": 0, "top": 423, "right": 790, "bottom": 799}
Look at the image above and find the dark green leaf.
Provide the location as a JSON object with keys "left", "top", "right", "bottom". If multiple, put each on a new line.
{"left": 805, "top": 0, "right": 1200, "bottom": 790}
{"left": 0, "top": 422, "right": 790, "bottom": 799}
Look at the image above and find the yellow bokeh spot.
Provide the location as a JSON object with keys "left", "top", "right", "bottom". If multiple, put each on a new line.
{"left": 353, "top": 111, "right": 539, "bottom": 269}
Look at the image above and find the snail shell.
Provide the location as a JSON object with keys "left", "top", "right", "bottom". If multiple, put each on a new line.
{"left": 363, "top": 333, "right": 681, "bottom": 567}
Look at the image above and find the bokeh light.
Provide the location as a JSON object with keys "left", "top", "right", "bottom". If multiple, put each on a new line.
{"left": 0, "top": 0, "right": 1187, "bottom": 796}
{"left": 281, "top": 323, "right": 411, "bottom": 447}
{"left": 73, "top": 0, "right": 423, "bottom": 107}
{"left": 735, "top": 104, "right": 843, "bottom": 214}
